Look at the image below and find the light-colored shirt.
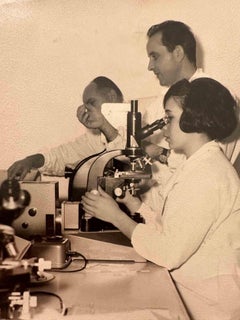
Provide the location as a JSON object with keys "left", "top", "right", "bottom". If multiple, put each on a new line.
{"left": 132, "top": 141, "right": 240, "bottom": 319}
{"left": 40, "top": 127, "right": 126, "bottom": 176}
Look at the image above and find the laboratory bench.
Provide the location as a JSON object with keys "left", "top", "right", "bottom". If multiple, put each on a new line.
{"left": 30, "top": 260, "right": 190, "bottom": 320}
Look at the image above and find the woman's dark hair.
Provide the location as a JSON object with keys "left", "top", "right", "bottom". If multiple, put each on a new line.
{"left": 93, "top": 76, "right": 124, "bottom": 102}
{"left": 163, "top": 78, "right": 237, "bottom": 140}
{"left": 147, "top": 20, "right": 196, "bottom": 67}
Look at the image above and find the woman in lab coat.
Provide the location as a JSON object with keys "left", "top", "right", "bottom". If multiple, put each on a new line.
{"left": 82, "top": 77, "right": 240, "bottom": 320}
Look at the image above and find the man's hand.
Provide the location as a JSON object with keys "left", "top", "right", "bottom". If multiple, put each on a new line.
{"left": 76, "top": 104, "right": 106, "bottom": 129}
{"left": 76, "top": 104, "right": 118, "bottom": 142}
{"left": 8, "top": 154, "right": 44, "bottom": 180}
{"left": 142, "top": 141, "right": 170, "bottom": 164}
{"left": 8, "top": 158, "right": 33, "bottom": 180}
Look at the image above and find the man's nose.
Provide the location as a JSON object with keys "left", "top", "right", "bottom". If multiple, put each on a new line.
{"left": 148, "top": 59, "right": 154, "bottom": 71}
{"left": 77, "top": 104, "right": 82, "bottom": 112}
{"left": 76, "top": 104, "right": 85, "bottom": 115}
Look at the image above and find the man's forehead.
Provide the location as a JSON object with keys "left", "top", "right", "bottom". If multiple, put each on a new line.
{"left": 83, "top": 82, "right": 99, "bottom": 98}
{"left": 146, "top": 32, "right": 165, "bottom": 52}
{"left": 147, "top": 32, "right": 164, "bottom": 45}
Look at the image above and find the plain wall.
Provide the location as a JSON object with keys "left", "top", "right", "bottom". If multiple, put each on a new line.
{"left": 1, "top": 0, "right": 240, "bottom": 170}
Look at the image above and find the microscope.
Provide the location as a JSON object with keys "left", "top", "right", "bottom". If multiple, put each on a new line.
{"left": 0, "top": 179, "right": 31, "bottom": 257}
{"left": 65, "top": 100, "right": 169, "bottom": 232}
{"left": 0, "top": 178, "right": 51, "bottom": 319}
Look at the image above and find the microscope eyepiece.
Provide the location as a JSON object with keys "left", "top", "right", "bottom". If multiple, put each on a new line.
{"left": 137, "top": 116, "right": 169, "bottom": 140}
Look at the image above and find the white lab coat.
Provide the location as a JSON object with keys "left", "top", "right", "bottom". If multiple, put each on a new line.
{"left": 40, "top": 127, "right": 126, "bottom": 176}
{"left": 132, "top": 141, "right": 240, "bottom": 319}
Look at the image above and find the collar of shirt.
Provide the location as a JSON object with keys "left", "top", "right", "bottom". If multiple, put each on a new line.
{"left": 189, "top": 68, "right": 209, "bottom": 81}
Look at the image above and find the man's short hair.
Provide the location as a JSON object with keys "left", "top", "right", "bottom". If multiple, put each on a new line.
{"left": 147, "top": 20, "right": 196, "bottom": 67}
{"left": 163, "top": 78, "right": 237, "bottom": 141}
{"left": 93, "top": 76, "right": 124, "bottom": 102}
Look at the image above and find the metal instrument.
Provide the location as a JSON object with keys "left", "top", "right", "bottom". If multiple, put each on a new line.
{"left": 65, "top": 100, "right": 169, "bottom": 231}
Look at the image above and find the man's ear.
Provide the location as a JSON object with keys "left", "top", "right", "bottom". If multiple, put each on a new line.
{"left": 107, "top": 89, "right": 118, "bottom": 102}
{"left": 173, "top": 45, "right": 185, "bottom": 62}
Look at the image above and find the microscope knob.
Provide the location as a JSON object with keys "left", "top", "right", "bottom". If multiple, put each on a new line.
{"left": 114, "top": 187, "right": 125, "bottom": 199}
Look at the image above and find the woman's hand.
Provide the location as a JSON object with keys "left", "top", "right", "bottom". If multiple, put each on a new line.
{"left": 82, "top": 187, "right": 138, "bottom": 239}
{"left": 116, "top": 189, "right": 142, "bottom": 215}
{"left": 81, "top": 187, "right": 123, "bottom": 224}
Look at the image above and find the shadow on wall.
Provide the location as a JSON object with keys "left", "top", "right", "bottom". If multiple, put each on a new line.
{"left": 196, "top": 36, "right": 204, "bottom": 69}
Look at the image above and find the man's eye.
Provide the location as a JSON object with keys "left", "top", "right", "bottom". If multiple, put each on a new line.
{"left": 87, "top": 99, "right": 96, "bottom": 106}
{"left": 150, "top": 54, "right": 159, "bottom": 61}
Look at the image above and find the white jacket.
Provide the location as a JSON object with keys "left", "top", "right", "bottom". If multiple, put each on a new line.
{"left": 132, "top": 141, "right": 240, "bottom": 319}
{"left": 40, "top": 127, "right": 126, "bottom": 176}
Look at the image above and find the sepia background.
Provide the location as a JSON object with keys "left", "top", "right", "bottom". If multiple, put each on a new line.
{"left": 0, "top": 0, "right": 240, "bottom": 171}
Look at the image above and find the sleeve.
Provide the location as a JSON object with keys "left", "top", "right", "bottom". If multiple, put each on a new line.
{"left": 40, "top": 130, "right": 105, "bottom": 176}
{"left": 131, "top": 171, "right": 219, "bottom": 270}
{"left": 138, "top": 202, "right": 159, "bottom": 225}
{"left": 100, "top": 126, "right": 127, "bottom": 151}
{"left": 40, "top": 125, "right": 128, "bottom": 176}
